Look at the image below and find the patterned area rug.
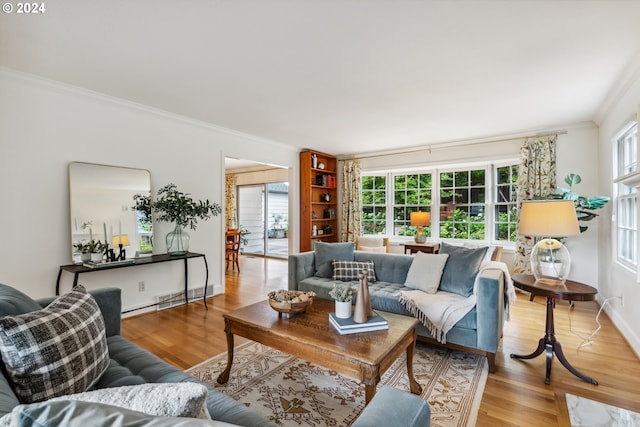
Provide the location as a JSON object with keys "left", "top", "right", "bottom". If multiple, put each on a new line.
{"left": 187, "top": 341, "right": 487, "bottom": 426}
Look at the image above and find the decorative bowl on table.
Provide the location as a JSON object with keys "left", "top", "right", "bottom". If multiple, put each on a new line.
{"left": 267, "top": 290, "right": 316, "bottom": 316}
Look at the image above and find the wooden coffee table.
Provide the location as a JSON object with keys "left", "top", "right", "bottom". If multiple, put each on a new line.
{"left": 217, "top": 298, "right": 422, "bottom": 404}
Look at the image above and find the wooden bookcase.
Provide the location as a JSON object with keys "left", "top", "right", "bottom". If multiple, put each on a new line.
{"left": 300, "top": 150, "right": 338, "bottom": 252}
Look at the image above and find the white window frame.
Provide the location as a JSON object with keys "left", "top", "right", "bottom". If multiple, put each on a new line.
{"left": 361, "top": 159, "right": 518, "bottom": 246}
{"left": 614, "top": 121, "right": 639, "bottom": 271}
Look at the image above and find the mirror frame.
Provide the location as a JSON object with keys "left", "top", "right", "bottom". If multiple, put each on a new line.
{"left": 69, "top": 162, "right": 152, "bottom": 263}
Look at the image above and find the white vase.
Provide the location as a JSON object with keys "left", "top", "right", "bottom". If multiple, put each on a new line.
{"left": 335, "top": 300, "right": 352, "bottom": 319}
{"left": 81, "top": 253, "right": 91, "bottom": 262}
{"left": 90, "top": 253, "right": 103, "bottom": 263}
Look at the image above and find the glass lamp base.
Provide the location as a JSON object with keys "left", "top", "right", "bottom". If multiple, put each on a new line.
{"left": 531, "top": 238, "right": 571, "bottom": 284}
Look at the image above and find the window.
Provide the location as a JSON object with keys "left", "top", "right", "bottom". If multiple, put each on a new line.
{"left": 616, "top": 123, "right": 638, "bottom": 267}
{"left": 495, "top": 165, "right": 519, "bottom": 242}
{"left": 439, "top": 169, "right": 485, "bottom": 240}
{"left": 362, "top": 175, "right": 387, "bottom": 234}
{"left": 361, "top": 161, "right": 518, "bottom": 243}
{"left": 393, "top": 173, "right": 432, "bottom": 237}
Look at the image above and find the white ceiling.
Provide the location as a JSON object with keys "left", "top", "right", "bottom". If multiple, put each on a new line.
{"left": 2, "top": 1, "right": 640, "bottom": 157}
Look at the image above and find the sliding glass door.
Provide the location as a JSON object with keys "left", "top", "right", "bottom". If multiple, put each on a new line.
{"left": 237, "top": 183, "right": 288, "bottom": 258}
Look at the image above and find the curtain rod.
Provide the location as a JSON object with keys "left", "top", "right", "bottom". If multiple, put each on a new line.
{"left": 339, "top": 130, "right": 568, "bottom": 161}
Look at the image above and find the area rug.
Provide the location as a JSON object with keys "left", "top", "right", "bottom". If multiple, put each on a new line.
{"left": 187, "top": 341, "right": 487, "bottom": 427}
{"left": 566, "top": 393, "right": 640, "bottom": 426}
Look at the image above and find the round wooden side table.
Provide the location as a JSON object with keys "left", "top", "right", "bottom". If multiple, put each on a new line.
{"left": 510, "top": 274, "right": 598, "bottom": 385}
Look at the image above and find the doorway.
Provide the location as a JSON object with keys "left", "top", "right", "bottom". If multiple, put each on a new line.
{"left": 237, "top": 182, "right": 289, "bottom": 259}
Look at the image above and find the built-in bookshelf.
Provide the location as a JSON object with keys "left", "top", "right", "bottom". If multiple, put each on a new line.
{"left": 299, "top": 150, "right": 338, "bottom": 252}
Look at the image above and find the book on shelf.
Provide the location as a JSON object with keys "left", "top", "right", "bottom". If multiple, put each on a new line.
{"left": 328, "top": 312, "right": 389, "bottom": 335}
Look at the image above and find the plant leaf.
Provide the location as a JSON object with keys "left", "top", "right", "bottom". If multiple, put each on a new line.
{"left": 565, "top": 173, "right": 582, "bottom": 187}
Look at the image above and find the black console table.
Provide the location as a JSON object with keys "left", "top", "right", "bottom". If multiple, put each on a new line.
{"left": 56, "top": 252, "right": 209, "bottom": 310}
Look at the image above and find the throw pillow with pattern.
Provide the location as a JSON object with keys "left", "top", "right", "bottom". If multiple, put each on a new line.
{"left": 0, "top": 285, "right": 110, "bottom": 403}
{"left": 332, "top": 260, "right": 376, "bottom": 282}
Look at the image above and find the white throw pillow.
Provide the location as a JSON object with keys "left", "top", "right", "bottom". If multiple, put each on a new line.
{"left": 48, "top": 382, "right": 210, "bottom": 420}
{"left": 357, "top": 245, "right": 387, "bottom": 253}
{"left": 404, "top": 253, "right": 449, "bottom": 293}
{"left": 356, "top": 236, "right": 384, "bottom": 247}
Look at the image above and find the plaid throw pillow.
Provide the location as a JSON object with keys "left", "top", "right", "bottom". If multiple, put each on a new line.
{"left": 332, "top": 260, "right": 376, "bottom": 282}
{"left": 0, "top": 285, "right": 109, "bottom": 403}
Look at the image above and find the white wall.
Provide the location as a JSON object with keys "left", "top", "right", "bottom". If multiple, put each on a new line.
{"left": 353, "top": 124, "right": 601, "bottom": 285}
{"left": 597, "top": 69, "right": 640, "bottom": 356}
{"left": 0, "top": 69, "right": 299, "bottom": 313}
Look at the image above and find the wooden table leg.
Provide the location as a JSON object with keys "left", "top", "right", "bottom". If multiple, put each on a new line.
{"left": 406, "top": 328, "right": 422, "bottom": 396}
{"left": 216, "top": 318, "right": 234, "bottom": 384}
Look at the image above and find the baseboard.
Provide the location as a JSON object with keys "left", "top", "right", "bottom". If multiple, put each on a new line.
{"left": 599, "top": 295, "right": 640, "bottom": 359}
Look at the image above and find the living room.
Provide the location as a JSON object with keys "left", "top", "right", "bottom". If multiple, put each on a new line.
{"left": 1, "top": 1, "right": 640, "bottom": 426}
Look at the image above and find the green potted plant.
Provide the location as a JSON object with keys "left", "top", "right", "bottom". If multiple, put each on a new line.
{"left": 74, "top": 241, "right": 91, "bottom": 262}
{"left": 134, "top": 183, "right": 222, "bottom": 255}
{"left": 238, "top": 225, "right": 250, "bottom": 252}
{"left": 270, "top": 213, "right": 286, "bottom": 239}
{"left": 87, "top": 240, "right": 106, "bottom": 262}
{"left": 329, "top": 283, "right": 354, "bottom": 319}
{"left": 551, "top": 173, "right": 610, "bottom": 232}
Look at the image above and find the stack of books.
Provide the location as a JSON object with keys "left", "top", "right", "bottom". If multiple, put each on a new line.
{"left": 83, "top": 259, "right": 135, "bottom": 268}
{"left": 329, "top": 312, "right": 389, "bottom": 335}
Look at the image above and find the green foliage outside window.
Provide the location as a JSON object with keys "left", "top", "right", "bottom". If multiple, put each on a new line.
{"left": 362, "top": 175, "right": 387, "bottom": 234}
{"left": 361, "top": 164, "right": 519, "bottom": 242}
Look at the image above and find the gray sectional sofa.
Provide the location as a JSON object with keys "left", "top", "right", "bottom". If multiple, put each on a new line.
{"left": 0, "top": 284, "right": 430, "bottom": 427}
{"left": 289, "top": 243, "right": 509, "bottom": 372}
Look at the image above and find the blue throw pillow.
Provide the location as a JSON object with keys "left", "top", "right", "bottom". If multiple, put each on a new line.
{"left": 438, "top": 242, "right": 488, "bottom": 297}
{"left": 314, "top": 242, "right": 355, "bottom": 278}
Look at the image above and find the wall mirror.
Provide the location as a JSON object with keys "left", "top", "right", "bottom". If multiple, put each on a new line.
{"left": 69, "top": 162, "right": 152, "bottom": 263}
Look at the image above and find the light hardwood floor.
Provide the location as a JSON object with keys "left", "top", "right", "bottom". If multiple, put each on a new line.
{"left": 122, "top": 256, "right": 640, "bottom": 426}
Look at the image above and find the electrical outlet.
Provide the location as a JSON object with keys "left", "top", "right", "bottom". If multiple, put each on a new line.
{"left": 138, "top": 281, "right": 145, "bottom": 292}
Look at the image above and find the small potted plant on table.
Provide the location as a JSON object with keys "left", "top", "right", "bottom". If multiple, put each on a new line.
{"left": 329, "top": 283, "right": 354, "bottom": 319}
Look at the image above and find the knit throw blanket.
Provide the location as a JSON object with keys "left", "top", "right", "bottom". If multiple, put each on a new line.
{"left": 399, "top": 261, "right": 516, "bottom": 344}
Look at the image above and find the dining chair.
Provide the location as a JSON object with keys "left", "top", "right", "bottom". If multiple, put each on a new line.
{"left": 225, "top": 229, "right": 241, "bottom": 272}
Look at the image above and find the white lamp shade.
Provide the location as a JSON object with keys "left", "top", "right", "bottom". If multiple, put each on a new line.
{"left": 518, "top": 200, "right": 580, "bottom": 237}
{"left": 112, "top": 234, "right": 130, "bottom": 247}
{"left": 519, "top": 200, "right": 579, "bottom": 284}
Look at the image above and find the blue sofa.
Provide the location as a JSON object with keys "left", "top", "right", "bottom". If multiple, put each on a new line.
{"left": 0, "top": 284, "right": 430, "bottom": 426}
{"left": 289, "top": 249, "right": 508, "bottom": 373}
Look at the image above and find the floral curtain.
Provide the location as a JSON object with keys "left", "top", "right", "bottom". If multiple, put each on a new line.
{"left": 225, "top": 174, "right": 237, "bottom": 230}
{"left": 340, "top": 159, "right": 362, "bottom": 243}
{"left": 514, "top": 135, "right": 557, "bottom": 273}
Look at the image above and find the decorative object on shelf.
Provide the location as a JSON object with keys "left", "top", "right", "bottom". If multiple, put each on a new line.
{"left": 267, "top": 290, "right": 316, "bottom": 317}
{"left": 134, "top": 183, "right": 222, "bottom": 256}
{"left": 410, "top": 211, "right": 430, "bottom": 243}
{"left": 111, "top": 234, "right": 129, "bottom": 261}
{"left": 518, "top": 200, "right": 580, "bottom": 284}
{"left": 320, "top": 193, "right": 331, "bottom": 202}
{"left": 353, "top": 269, "right": 373, "bottom": 323}
{"left": 318, "top": 162, "right": 325, "bottom": 170}
{"left": 85, "top": 240, "right": 107, "bottom": 263}
{"left": 312, "top": 153, "right": 318, "bottom": 169}
{"left": 323, "top": 224, "right": 333, "bottom": 235}
{"left": 329, "top": 283, "right": 354, "bottom": 319}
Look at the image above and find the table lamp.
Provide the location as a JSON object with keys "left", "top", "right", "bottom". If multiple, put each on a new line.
{"left": 410, "top": 211, "right": 430, "bottom": 244}
{"left": 518, "top": 200, "right": 580, "bottom": 284}
{"left": 111, "top": 234, "right": 130, "bottom": 261}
